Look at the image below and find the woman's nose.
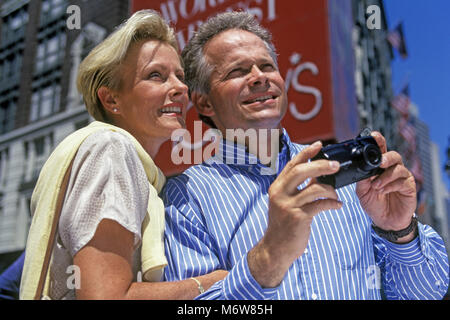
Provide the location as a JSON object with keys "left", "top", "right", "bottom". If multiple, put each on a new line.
{"left": 169, "top": 75, "right": 188, "bottom": 98}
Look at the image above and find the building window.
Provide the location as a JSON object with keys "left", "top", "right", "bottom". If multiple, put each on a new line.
{"left": 0, "top": 7, "right": 29, "bottom": 46}
{"left": 40, "top": 0, "right": 67, "bottom": 23}
{"left": 29, "top": 82, "right": 61, "bottom": 122}
{"left": 0, "top": 53, "right": 22, "bottom": 83}
{"left": 33, "top": 136, "right": 45, "bottom": 156}
{"left": 35, "top": 31, "right": 66, "bottom": 74}
{"left": 0, "top": 99, "right": 16, "bottom": 134}
{"left": 20, "top": 190, "right": 33, "bottom": 217}
{"left": 23, "top": 132, "right": 54, "bottom": 183}
{"left": 0, "top": 148, "right": 9, "bottom": 188}
{"left": 0, "top": 193, "right": 3, "bottom": 216}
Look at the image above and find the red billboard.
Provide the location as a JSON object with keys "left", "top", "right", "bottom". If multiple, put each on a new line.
{"left": 131, "top": 0, "right": 359, "bottom": 176}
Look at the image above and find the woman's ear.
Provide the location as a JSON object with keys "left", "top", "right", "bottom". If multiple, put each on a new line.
{"left": 191, "top": 92, "right": 215, "bottom": 118}
{"left": 97, "top": 86, "right": 121, "bottom": 115}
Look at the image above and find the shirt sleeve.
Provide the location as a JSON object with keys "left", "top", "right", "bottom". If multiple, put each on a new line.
{"left": 59, "top": 130, "right": 150, "bottom": 257}
{"left": 0, "top": 252, "right": 24, "bottom": 300}
{"left": 163, "top": 176, "right": 279, "bottom": 300}
{"left": 372, "top": 220, "right": 449, "bottom": 299}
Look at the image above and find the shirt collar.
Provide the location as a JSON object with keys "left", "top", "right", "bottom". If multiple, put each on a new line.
{"left": 210, "top": 128, "right": 294, "bottom": 176}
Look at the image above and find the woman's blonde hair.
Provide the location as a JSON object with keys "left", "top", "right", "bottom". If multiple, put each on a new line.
{"left": 77, "top": 9, "right": 179, "bottom": 122}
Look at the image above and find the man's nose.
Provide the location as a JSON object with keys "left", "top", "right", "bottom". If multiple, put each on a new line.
{"left": 248, "top": 65, "right": 269, "bottom": 87}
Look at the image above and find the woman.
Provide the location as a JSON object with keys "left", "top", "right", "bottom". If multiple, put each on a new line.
{"left": 20, "top": 10, "right": 226, "bottom": 300}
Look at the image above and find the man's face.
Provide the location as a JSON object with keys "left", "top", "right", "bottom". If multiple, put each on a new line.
{"left": 201, "top": 29, "right": 287, "bottom": 132}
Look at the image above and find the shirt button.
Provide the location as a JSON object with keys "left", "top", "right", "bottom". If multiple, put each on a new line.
{"left": 311, "top": 293, "right": 318, "bottom": 300}
{"left": 304, "top": 248, "right": 308, "bottom": 254}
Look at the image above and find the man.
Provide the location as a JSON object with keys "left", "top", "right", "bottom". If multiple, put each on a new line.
{"left": 163, "top": 11, "right": 449, "bottom": 299}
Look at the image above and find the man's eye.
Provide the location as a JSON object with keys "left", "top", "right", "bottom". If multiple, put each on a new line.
{"left": 227, "top": 68, "right": 247, "bottom": 79}
{"left": 261, "top": 64, "right": 275, "bottom": 71}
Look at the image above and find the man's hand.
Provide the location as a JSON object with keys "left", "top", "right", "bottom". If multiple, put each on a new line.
{"left": 356, "top": 132, "right": 417, "bottom": 239}
{"left": 248, "top": 141, "right": 342, "bottom": 288}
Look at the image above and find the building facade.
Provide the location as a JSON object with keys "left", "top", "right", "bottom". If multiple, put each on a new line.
{"left": 0, "top": 0, "right": 130, "bottom": 271}
{"left": 430, "top": 142, "right": 450, "bottom": 254}
{"left": 351, "top": 0, "right": 399, "bottom": 151}
{"left": 413, "top": 112, "right": 435, "bottom": 225}
{"left": 409, "top": 104, "right": 450, "bottom": 253}
{"left": 351, "top": 0, "right": 449, "bottom": 253}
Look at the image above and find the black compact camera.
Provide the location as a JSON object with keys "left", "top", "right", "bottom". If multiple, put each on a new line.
{"left": 311, "top": 129, "right": 384, "bottom": 189}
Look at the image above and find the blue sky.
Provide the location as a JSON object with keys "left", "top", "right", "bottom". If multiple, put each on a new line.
{"left": 383, "top": 0, "right": 450, "bottom": 189}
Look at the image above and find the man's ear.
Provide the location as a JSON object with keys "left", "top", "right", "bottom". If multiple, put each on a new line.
{"left": 191, "top": 92, "right": 215, "bottom": 118}
{"left": 97, "top": 86, "right": 121, "bottom": 115}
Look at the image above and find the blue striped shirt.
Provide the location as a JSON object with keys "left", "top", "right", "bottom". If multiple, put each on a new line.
{"left": 163, "top": 129, "right": 449, "bottom": 299}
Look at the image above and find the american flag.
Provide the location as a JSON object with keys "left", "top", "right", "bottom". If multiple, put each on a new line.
{"left": 391, "top": 85, "right": 410, "bottom": 117}
{"left": 387, "top": 23, "right": 408, "bottom": 59}
{"left": 399, "top": 117, "right": 416, "bottom": 152}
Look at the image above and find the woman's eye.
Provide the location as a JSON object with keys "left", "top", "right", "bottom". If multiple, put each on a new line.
{"left": 148, "top": 72, "right": 163, "bottom": 80}
{"left": 176, "top": 74, "right": 185, "bottom": 82}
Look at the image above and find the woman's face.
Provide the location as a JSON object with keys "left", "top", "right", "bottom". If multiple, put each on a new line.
{"left": 114, "top": 40, "right": 188, "bottom": 148}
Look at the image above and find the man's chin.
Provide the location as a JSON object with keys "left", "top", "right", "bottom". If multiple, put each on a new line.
{"left": 246, "top": 117, "right": 283, "bottom": 131}
{"left": 248, "top": 108, "right": 284, "bottom": 125}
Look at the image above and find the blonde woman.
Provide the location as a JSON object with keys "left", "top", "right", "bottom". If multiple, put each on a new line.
{"left": 20, "top": 10, "right": 226, "bottom": 300}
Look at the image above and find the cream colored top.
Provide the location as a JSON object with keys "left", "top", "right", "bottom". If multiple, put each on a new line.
{"left": 21, "top": 121, "right": 167, "bottom": 300}
{"left": 48, "top": 130, "right": 149, "bottom": 299}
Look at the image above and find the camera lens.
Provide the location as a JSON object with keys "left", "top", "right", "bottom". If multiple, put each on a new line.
{"left": 367, "top": 149, "right": 380, "bottom": 164}
{"left": 363, "top": 145, "right": 381, "bottom": 168}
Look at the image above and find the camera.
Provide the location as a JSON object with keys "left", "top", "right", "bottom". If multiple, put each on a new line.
{"left": 311, "top": 129, "right": 384, "bottom": 189}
